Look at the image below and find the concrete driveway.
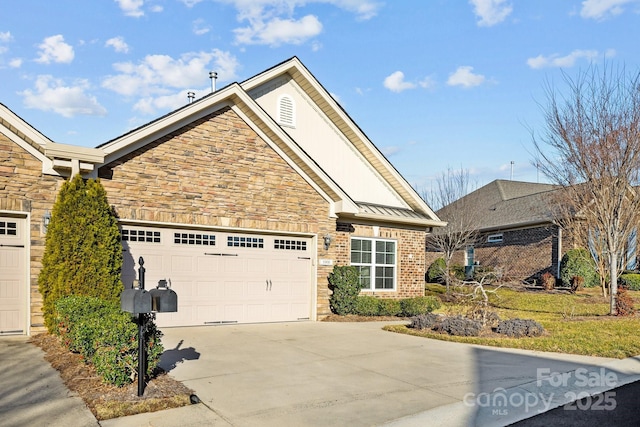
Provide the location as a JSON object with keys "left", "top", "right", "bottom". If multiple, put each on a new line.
{"left": 145, "top": 321, "right": 640, "bottom": 427}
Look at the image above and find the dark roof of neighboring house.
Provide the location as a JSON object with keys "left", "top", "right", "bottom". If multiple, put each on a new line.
{"left": 437, "top": 179, "right": 560, "bottom": 231}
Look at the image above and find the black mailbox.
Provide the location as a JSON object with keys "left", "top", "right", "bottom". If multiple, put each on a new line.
{"left": 121, "top": 288, "right": 152, "bottom": 314}
{"left": 149, "top": 279, "right": 178, "bottom": 313}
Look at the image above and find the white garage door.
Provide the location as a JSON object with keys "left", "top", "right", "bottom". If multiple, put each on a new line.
{"left": 121, "top": 226, "right": 313, "bottom": 327}
{"left": 0, "top": 216, "right": 26, "bottom": 335}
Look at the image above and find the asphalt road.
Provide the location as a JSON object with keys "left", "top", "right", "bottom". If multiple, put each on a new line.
{"left": 510, "top": 380, "right": 640, "bottom": 427}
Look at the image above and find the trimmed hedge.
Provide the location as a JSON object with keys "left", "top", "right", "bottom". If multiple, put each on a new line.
{"left": 354, "top": 296, "right": 380, "bottom": 316}
{"left": 54, "top": 296, "right": 164, "bottom": 387}
{"left": 377, "top": 299, "right": 402, "bottom": 316}
{"left": 619, "top": 273, "right": 640, "bottom": 291}
{"left": 399, "top": 296, "right": 441, "bottom": 317}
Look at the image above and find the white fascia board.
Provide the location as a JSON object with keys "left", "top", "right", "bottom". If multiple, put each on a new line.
{"left": 46, "top": 141, "right": 104, "bottom": 163}
{"left": 0, "top": 104, "right": 53, "bottom": 148}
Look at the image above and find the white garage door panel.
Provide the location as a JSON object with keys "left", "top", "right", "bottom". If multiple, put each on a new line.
{"left": 121, "top": 226, "right": 312, "bottom": 327}
{"left": 0, "top": 217, "right": 26, "bottom": 335}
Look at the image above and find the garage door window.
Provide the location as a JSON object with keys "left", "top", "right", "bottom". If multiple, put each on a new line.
{"left": 274, "top": 239, "right": 307, "bottom": 251}
{"left": 174, "top": 232, "right": 216, "bottom": 245}
{"left": 350, "top": 238, "right": 396, "bottom": 290}
{"left": 122, "top": 228, "right": 161, "bottom": 243}
{"left": 228, "top": 235, "right": 264, "bottom": 248}
{"left": 0, "top": 221, "right": 17, "bottom": 236}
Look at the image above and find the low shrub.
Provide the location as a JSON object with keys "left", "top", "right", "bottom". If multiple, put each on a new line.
{"left": 541, "top": 272, "right": 555, "bottom": 290}
{"left": 92, "top": 312, "right": 164, "bottom": 387}
{"left": 328, "top": 266, "right": 361, "bottom": 315}
{"left": 450, "top": 265, "right": 466, "bottom": 281}
{"left": 53, "top": 295, "right": 164, "bottom": 387}
{"left": 399, "top": 296, "right": 441, "bottom": 317}
{"left": 427, "top": 258, "right": 446, "bottom": 283}
{"left": 496, "top": 318, "right": 545, "bottom": 338}
{"left": 616, "top": 286, "right": 635, "bottom": 316}
{"left": 433, "top": 316, "right": 482, "bottom": 337}
{"left": 409, "top": 313, "right": 440, "bottom": 330}
{"left": 354, "top": 296, "right": 380, "bottom": 316}
{"left": 619, "top": 273, "right": 640, "bottom": 291}
{"left": 378, "top": 299, "right": 402, "bottom": 316}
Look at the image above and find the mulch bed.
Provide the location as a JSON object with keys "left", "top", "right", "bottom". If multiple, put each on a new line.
{"left": 29, "top": 333, "right": 194, "bottom": 421}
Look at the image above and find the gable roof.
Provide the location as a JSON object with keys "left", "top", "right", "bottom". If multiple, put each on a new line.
{"left": 438, "top": 179, "right": 560, "bottom": 231}
{"left": 0, "top": 103, "right": 104, "bottom": 176}
{"left": 99, "top": 57, "right": 444, "bottom": 229}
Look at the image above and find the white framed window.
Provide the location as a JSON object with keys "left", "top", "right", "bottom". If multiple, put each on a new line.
{"left": 351, "top": 238, "right": 397, "bottom": 290}
{"left": 487, "top": 233, "right": 503, "bottom": 243}
{"left": 277, "top": 94, "right": 295, "bottom": 127}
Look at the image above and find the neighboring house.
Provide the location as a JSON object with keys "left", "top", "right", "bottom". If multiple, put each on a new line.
{"left": 1, "top": 57, "right": 444, "bottom": 335}
{"left": 426, "top": 179, "right": 566, "bottom": 282}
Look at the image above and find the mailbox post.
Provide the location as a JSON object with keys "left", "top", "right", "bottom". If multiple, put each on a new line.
{"left": 120, "top": 257, "right": 178, "bottom": 396}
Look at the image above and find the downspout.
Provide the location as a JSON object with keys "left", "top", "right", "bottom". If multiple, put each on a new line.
{"left": 556, "top": 226, "right": 562, "bottom": 278}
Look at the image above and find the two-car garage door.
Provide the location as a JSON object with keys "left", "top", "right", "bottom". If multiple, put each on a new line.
{"left": 121, "top": 225, "right": 314, "bottom": 327}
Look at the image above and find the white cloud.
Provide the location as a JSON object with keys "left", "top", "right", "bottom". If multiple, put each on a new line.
{"left": 115, "top": 0, "right": 145, "bottom": 17}
{"left": 234, "top": 14, "right": 322, "bottom": 46}
{"left": 0, "top": 31, "right": 12, "bottom": 43}
{"left": 447, "top": 66, "right": 486, "bottom": 88}
{"left": 381, "top": 145, "right": 401, "bottom": 157}
{"left": 469, "top": 0, "right": 513, "bottom": 27}
{"left": 35, "top": 35, "right": 74, "bottom": 64}
{"left": 9, "top": 58, "right": 22, "bottom": 68}
{"left": 20, "top": 75, "right": 107, "bottom": 118}
{"left": 105, "top": 36, "right": 130, "bottom": 53}
{"left": 221, "top": 0, "right": 380, "bottom": 46}
{"left": 580, "top": 0, "right": 636, "bottom": 20}
{"left": 526, "top": 49, "right": 603, "bottom": 69}
{"left": 383, "top": 71, "right": 416, "bottom": 93}
{"left": 102, "top": 49, "right": 239, "bottom": 113}
{"left": 419, "top": 75, "right": 436, "bottom": 89}
{"left": 180, "top": 0, "right": 203, "bottom": 7}
{"left": 192, "top": 19, "right": 211, "bottom": 35}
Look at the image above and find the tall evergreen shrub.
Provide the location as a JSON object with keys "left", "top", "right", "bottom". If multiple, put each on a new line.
{"left": 39, "top": 174, "right": 123, "bottom": 332}
{"left": 328, "top": 265, "right": 360, "bottom": 315}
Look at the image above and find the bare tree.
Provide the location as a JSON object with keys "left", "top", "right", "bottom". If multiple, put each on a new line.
{"left": 533, "top": 64, "right": 640, "bottom": 315}
{"left": 423, "top": 167, "right": 480, "bottom": 292}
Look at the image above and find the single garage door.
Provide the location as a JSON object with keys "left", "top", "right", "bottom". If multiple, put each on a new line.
{"left": 0, "top": 216, "right": 26, "bottom": 335}
{"left": 121, "top": 225, "right": 313, "bottom": 327}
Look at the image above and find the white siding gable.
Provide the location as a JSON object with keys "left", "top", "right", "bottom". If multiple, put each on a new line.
{"left": 249, "top": 77, "right": 408, "bottom": 209}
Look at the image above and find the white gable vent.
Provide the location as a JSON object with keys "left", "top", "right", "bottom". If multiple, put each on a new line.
{"left": 277, "top": 94, "right": 295, "bottom": 128}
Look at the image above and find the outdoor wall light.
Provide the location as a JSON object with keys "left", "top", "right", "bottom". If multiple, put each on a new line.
{"left": 323, "top": 234, "right": 332, "bottom": 250}
{"left": 42, "top": 211, "right": 51, "bottom": 234}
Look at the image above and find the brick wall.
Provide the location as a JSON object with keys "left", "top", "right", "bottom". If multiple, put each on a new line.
{"left": 0, "top": 134, "right": 64, "bottom": 330}
{"left": 335, "top": 222, "right": 426, "bottom": 299}
{"left": 426, "top": 224, "right": 561, "bottom": 282}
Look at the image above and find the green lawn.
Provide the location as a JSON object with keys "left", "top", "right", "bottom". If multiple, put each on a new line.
{"left": 384, "top": 285, "right": 640, "bottom": 359}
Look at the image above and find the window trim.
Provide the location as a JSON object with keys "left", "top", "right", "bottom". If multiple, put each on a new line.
{"left": 350, "top": 237, "right": 397, "bottom": 292}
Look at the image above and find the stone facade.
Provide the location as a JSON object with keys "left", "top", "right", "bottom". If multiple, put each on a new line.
{"left": 3, "top": 106, "right": 429, "bottom": 332}
{"left": 0, "top": 134, "right": 64, "bottom": 329}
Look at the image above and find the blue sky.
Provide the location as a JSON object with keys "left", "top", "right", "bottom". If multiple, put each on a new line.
{"left": 1, "top": 0, "right": 639, "bottom": 192}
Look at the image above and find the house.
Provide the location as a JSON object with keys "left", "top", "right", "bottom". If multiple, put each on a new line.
{"left": 426, "top": 179, "right": 565, "bottom": 282}
{"left": 0, "top": 57, "right": 444, "bottom": 334}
